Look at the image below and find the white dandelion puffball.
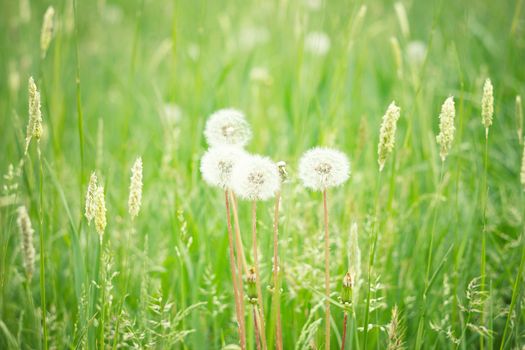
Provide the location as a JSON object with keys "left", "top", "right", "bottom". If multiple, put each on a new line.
{"left": 406, "top": 41, "right": 426, "bottom": 66}
{"left": 204, "top": 108, "right": 252, "bottom": 147}
{"left": 231, "top": 155, "right": 281, "bottom": 201}
{"left": 201, "top": 146, "right": 248, "bottom": 190}
{"left": 298, "top": 147, "right": 350, "bottom": 191}
{"left": 304, "top": 31, "right": 331, "bottom": 56}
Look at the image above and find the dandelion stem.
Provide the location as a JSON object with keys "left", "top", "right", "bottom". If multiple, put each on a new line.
{"left": 225, "top": 191, "right": 246, "bottom": 350}
{"left": 231, "top": 193, "right": 249, "bottom": 274}
{"left": 323, "top": 189, "right": 330, "bottom": 350}
{"left": 230, "top": 191, "right": 248, "bottom": 348}
{"left": 341, "top": 312, "right": 348, "bottom": 350}
{"left": 272, "top": 192, "right": 283, "bottom": 350}
{"left": 251, "top": 200, "right": 267, "bottom": 350}
{"left": 253, "top": 306, "right": 262, "bottom": 350}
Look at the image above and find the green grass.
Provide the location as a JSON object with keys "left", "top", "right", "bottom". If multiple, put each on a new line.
{"left": 1, "top": 0, "right": 525, "bottom": 348}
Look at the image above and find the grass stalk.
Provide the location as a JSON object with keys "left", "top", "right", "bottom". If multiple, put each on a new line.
{"left": 272, "top": 192, "right": 283, "bottom": 350}
{"left": 500, "top": 188, "right": 525, "bottom": 349}
{"left": 480, "top": 133, "right": 489, "bottom": 350}
{"left": 363, "top": 172, "right": 383, "bottom": 348}
{"left": 72, "top": 0, "right": 85, "bottom": 209}
{"left": 415, "top": 161, "right": 445, "bottom": 349}
{"left": 98, "top": 239, "right": 106, "bottom": 349}
{"left": 37, "top": 148, "right": 48, "bottom": 350}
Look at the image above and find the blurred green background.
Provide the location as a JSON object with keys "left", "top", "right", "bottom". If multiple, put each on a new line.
{"left": 1, "top": 0, "right": 524, "bottom": 348}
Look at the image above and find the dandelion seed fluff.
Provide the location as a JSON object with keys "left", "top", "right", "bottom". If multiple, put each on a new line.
{"left": 204, "top": 108, "right": 252, "bottom": 147}
{"left": 231, "top": 155, "right": 280, "bottom": 201}
{"left": 201, "top": 146, "right": 248, "bottom": 190}
{"left": 298, "top": 147, "right": 350, "bottom": 191}
{"left": 406, "top": 41, "right": 426, "bottom": 66}
{"left": 304, "top": 31, "right": 331, "bottom": 56}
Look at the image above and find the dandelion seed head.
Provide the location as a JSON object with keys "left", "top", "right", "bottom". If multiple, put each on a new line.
{"left": 40, "top": 6, "right": 55, "bottom": 59}
{"left": 436, "top": 96, "right": 456, "bottom": 162}
{"left": 482, "top": 78, "right": 494, "bottom": 131}
{"left": 304, "top": 31, "right": 331, "bottom": 56}
{"left": 128, "top": 157, "right": 143, "bottom": 219}
{"left": 204, "top": 108, "right": 252, "bottom": 147}
{"left": 378, "top": 101, "right": 401, "bottom": 171}
{"left": 94, "top": 186, "right": 107, "bottom": 239}
{"left": 231, "top": 155, "right": 280, "bottom": 201}
{"left": 85, "top": 172, "right": 98, "bottom": 224}
{"left": 201, "top": 146, "right": 248, "bottom": 190}
{"left": 17, "top": 206, "right": 35, "bottom": 279}
{"left": 162, "top": 103, "right": 182, "bottom": 127}
{"left": 298, "top": 147, "right": 350, "bottom": 191}
{"left": 406, "top": 41, "right": 426, "bottom": 66}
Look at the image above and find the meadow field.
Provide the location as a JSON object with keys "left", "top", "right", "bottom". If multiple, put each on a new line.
{"left": 1, "top": 0, "right": 525, "bottom": 348}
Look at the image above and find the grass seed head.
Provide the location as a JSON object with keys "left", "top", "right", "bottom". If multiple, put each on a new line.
{"left": 436, "top": 96, "right": 456, "bottom": 162}
{"left": 94, "top": 186, "right": 107, "bottom": 239}
{"left": 204, "top": 108, "right": 252, "bottom": 147}
{"left": 387, "top": 305, "right": 405, "bottom": 350}
{"left": 231, "top": 154, "right": 280, "bottom": 201}
{"left": 25, "top": 77, "right": 42, "bottom": 153}
{"left": 298, "top": 147, "right": 350, "bottom": 191}
{"left": 482, "top": 78, "right": 494, "bottom": 132}
{"left": 17, "top": 206, "right": 35, "bottom": 280}
{"left": 516, "top": 95, "right": 522, "bottom": 144}
{"left": 378, "top": 101, "right": 401, "bottom": 171}
{"left": 128, "top": 157, "right": 143, "bottom": 219}
{"left": 520, "top": 145, "right": 525, "bottom": 190}
{"left": 200, "top": 146, "right": 248, "bottom": 190}
{"left": 85, "top": 172, "right": 98, "bottom": 224}
{"left": 40, "top": 6, "right": 55, "bottom": 59}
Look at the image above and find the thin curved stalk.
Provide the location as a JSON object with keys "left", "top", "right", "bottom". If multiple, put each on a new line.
{"left": 272, "top": 192, "right": 283, "bottom": 350}
{"left": 251, "top": 201, "right": 267, "bottom": 350}
{"left": 225, "top": 191, "right": 246, "bottom": 349}
{"left": 323, "top": 190, "right": 330, "bottom": 350}
{"left": 341, "top": 312, "right": 348, "bottom": 350}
